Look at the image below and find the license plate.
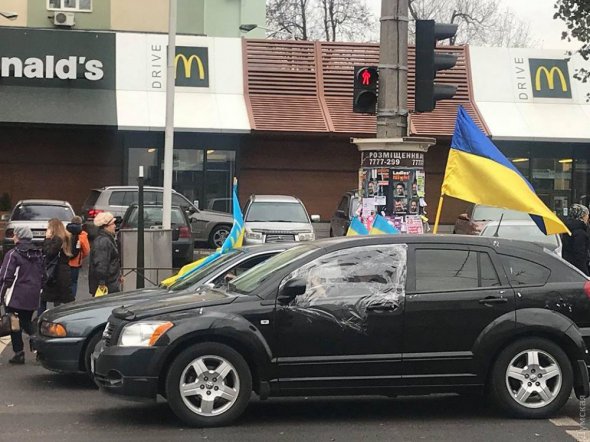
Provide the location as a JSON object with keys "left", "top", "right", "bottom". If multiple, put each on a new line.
{"left": 33, "top": 231, "right": 45, "bottom": 238}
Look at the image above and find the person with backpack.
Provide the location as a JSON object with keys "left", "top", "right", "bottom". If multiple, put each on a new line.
{"left": 39, "top": 218, "right": 74, "bottom": 316}
{"left": 0, "top": 226, "right": 44, "bottom": 364}
{"left": 66, "top": 216, "right": 90, "bottom": 300}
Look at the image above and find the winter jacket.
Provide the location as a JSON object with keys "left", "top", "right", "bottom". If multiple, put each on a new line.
{"left": 0, "top": 239, "right": 44, "bottom": 311}
{"left": 66, "top": 223, "right": 90, "bottom": 268}
{"left": 562, "top": 218, "right": 590, "bottom": 275}
{"left": 41, "top": 236, "right": 74, "bottom": 303}
{"left": 88, "top": 229, "right": 121, "bottom": 295}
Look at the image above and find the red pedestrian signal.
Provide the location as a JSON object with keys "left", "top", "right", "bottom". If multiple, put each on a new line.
{"left": 353, "top": 66, "right": 378, "bottom": 114}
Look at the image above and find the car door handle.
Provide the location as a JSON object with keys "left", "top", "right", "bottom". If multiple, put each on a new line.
{"left": 478, "top": 296, "right": 508, "bottom": 305}
{"left": 366, "top": 303, "right": 398, "bottom": 312}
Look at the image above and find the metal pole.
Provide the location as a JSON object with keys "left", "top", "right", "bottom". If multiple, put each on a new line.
{"left": 162, "top": 0, "right": 177, "bottom": 230}
{"left": 377, "top": 0, "right": 408, "bottom": 139}
{"left": 136, "top": 166, "right": 145, "bottom": 289}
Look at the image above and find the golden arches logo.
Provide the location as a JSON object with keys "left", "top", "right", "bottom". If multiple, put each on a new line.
{"left": 174, "top": 54, "right": 205, "bottom": 80}
{"left": 534, "top": 66, "right": 568, "bottom": 92}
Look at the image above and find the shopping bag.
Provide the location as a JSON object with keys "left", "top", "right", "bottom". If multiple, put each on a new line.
{"left": 95, "top": 285, "right": 108, "bottom": 297}
{"left": 0, "top": 304, "right": 15, "bottom": 337}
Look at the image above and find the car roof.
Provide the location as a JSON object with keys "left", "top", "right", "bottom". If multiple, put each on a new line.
{"left": 16, "top": 199, "right": 72, "bottom": 206}
{"left": 483, "top": 220, "right": 547, "bottom": 228}
{"left": 91, "top": 186, "right": 181, "bottom": 193}
{"left": 250, "top": 195, "right": 301, "bottom": 203}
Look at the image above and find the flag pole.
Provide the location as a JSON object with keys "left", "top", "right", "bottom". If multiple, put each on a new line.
{"left": 433, "top": 195, "right": 444, "bottom": 234}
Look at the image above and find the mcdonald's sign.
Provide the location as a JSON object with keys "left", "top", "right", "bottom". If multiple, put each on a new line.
{"left": 174, "top": 46, "right": 209, "bottom": 87}
{"left": 528, "top": 59, "right": 571, "bottom": 99}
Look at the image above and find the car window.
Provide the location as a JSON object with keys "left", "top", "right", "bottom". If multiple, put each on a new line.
{"left": 210, "top": 253, "right": 277, "bottom": 288}
{"left": 245, "top": 202, "right": 309, "bottom": 223}
{"left": 337, "top": 197, "right": 348, "bottom": 212}
{"left": 168, "top": 250, "right": 243, "bottom": 291}
{"left": 108, "top": 191, "right": 127, "bottom": 206}
{"left": 83, "top": 190, "right": 101, "bottom": 207}
{"left": 472, "top": 205, "right": 530, "bottom": 221}
{"left": 480, "top": 252, "right": 501, "bottom": 287}
{"left": 480, "top": 224, "right": 559, "bottom": 250}
{"left": 172, "top": 194, "right": 190, "bottom": 207}
{"left": 500, "top": 255, "right": 550, "bottom": 286}
{"left": 416, "top": 249, "right": 490, "bottom": 292}
{"left": 350, "top": 197, "right": 360, "bottom": 217}
{"left": 11, "top": 204, "right": 74, "bottom": 221}
{"left": 279, "top": 245, "right": 407, "bottom": 333}
{"left": 125, "top": 207, "right": 186, "bottom": 228}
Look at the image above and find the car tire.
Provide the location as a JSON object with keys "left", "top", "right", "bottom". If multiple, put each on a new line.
{"left": 165, "top": 342, "right": 252, "bottom": 427}
{"left": 490, "top": 337, "right": 572, "bottom": 419}
{"left": 208, "top": 225, "right": 231, "bottom": 249}
{"left": 83, "top": 329, "right": 104, "bottom": 381}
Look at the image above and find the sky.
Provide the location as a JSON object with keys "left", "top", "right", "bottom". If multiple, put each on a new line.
{"left": 367, "top": 0, "right": 581, "bottom": 50}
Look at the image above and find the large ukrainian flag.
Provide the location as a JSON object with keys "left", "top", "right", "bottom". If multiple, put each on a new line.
{"left": 438, "top": 106, "right": 569, "bottom": 235}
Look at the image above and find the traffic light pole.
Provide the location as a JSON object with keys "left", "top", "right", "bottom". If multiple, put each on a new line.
{"left": 376, "top": 0, "right": 408, "bottom": 138}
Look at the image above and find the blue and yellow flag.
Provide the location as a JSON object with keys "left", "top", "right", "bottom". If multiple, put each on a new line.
{"left": 369, "top": 214, "right": 400, "bottom": 235}
{"left": 346, "top": 216, "right": 369, "bottom": 236}
{"left": 442, "top": 107, "right": 569, "bottom": 235}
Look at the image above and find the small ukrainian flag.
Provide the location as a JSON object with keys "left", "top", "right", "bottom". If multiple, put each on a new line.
{"left": 369, "top": 214, "right": 400, "bottom": 235}
{"left": 346, "top": 216, "right": 369, "bottom": 236}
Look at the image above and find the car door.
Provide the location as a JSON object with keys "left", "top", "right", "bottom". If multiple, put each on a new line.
{"left": 275, "top": 244, "right": 407, "bottom": 392}
{"left": 403, "top": 244, "right": 515, "bottom": 386}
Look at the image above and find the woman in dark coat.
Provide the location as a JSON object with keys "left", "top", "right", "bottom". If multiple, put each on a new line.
{"left": 88, "top": 212, "right": 121, "bottom": 296}
{"left": 562, "top": 204, "right": 590, "bottom": 275}
{"left": 39, "top": 218, "right": 74, "bottom": 315}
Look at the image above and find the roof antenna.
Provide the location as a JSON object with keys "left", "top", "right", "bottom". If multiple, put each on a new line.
{"left": 493, "top": 213, "right": 504, "bottom": 237}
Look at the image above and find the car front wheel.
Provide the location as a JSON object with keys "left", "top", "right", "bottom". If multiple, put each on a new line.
{"left": 165, "top": 342, "right": 252, "bottom": 427}
{"left": 209, "top": 225, "right": 231, "bottom": 248}
{"left": 490, "top": 337, "right": 572, "bottom": 418}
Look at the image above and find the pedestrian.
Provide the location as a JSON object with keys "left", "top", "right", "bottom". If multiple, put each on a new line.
{"left": 562, "top": 203, "right": 590, "bottom": 275}
{"left": 88, "top": 212, "right": 121, "bottom": 296}
{"left": 66, "top": 216, "right": 90, "bottom": 300}
{"left": 0, "top": 226, "right": 44, "bottom": 364}
{"left": 39, "top": 218, "right": 74, "bottom": 316}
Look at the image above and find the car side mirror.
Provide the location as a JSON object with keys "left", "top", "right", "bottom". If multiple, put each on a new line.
{"left": 186, "top": 206, "right": 197, "bottom": 215}
{"left": 277, "top": 278, "right": 307, "bottom": 304}
{"left": 114, "top": 216, "right": 123, "bottom": 226}
{"left": 311, "top": 214, "right": 320, "bottom": 222}
{"left": 0, "top": 214, "right": 9, "bottom": 221}
{"left": 458, "top": 213, "right": 470, "bottom": 221}
{"left": 193, "top": 200, "right": 199, "bottom": 210}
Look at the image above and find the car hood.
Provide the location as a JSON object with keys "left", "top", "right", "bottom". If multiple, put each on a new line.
{"left": 193, "top": 209, "right": 233, "bottom": 223}
{"left": 42, "top": 287, "right": 167, "bottom": 322}
{"left": 245, "top": 221, "right": 313, "bottom": 232}
{"left": 113, "top": 288, "right": 237, "bottom": 321}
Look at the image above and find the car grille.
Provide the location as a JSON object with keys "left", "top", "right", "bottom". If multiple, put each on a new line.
{"left": 103, "top": 322, "right": 116, "bottom": 347}
{"left": 266, "top": 233, "right": 296, "bottom": 242}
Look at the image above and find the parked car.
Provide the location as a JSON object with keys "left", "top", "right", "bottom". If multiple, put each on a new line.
{"left": 120, "top": 204, "right": 194, "bottom": 268}
{"left": 1, "top": 199, "right": 75, "bottom": 255}
{"left": 33, "top": 244, "right": 295, "bottom": 378}
{"left": 480, "top": 220, "right": 563, "bottom": 256}
{"left": 454, "top": 204, "right": 531, "bottom": 235}
{"left": 243, "top": 195, "right": 319, "bottom": 245}
{"left": 329, "top": 190, "right": 360, "bottom": 237}
{"left": 207, "top": 198, "right": 232, "bottom": 213}
{"left": 93, "top": 235, "right": 590, "bottom": 427}
{"left": 81, "top": 186, "right": 233, "bottom": 248}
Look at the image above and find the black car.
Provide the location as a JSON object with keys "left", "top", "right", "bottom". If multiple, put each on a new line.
{"left": 329, "top": 190, "right": 359, "bottom": 237}
{"left": 93, "top": 235, "right": 590, "bottom": 427}
{"left": 33, "top": 244, "right": 293, "bottom": 377}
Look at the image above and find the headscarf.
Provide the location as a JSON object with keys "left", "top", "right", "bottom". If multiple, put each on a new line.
{"left": 568, "top": 203, "right": 589, "bottom": 221}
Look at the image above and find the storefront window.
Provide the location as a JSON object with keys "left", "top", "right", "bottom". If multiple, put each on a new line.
{"left": 508, "top": 158, "right": 530, "bottom": 179}
{"left": 128, "top": 148, "right": 158, "bottom": 186}
{"left": 169, "top": 149, "right": 204, "bottom": 207}
{"left": 573, "top": 159, "right": 590, "bottom": 209}
{"left": 204, "top": 150, "right": 236, "bottom": 213}
{"left": 531, "top": 158, "right": 572, "bottom": 216}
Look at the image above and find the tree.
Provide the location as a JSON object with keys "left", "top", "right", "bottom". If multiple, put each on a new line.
{"left": 267, "top": 0, "right": 376, "bottom": 42}
{"left": 554, "top": 0, "right": 590, "bottom": 89}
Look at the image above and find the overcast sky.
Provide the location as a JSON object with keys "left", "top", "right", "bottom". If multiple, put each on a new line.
{"left": 367, "top": 0, "right": 580, "bottom": 50}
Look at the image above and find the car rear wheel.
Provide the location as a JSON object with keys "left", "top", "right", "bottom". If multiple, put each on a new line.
{"left": 165, "top": 342, "right": 252, "bottom": 427}
{"left": 209, "top": 225, "right": 231, "bottom": 248}
{"left": 490, "top": 337, "right": 572, "bottom": 418}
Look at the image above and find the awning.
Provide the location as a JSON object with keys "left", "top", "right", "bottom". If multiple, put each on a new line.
{"left": 469, "top": 46, "right": 590, "bottom": 142}
{"left": 116, "top": 33, "right": 250, "bottom": 133}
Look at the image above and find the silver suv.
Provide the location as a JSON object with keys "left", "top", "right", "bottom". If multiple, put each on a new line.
{"left": 81, "top": 186, "right": 233, "bottom": 248}
{"left": 2, "top": 199, "right": 75, "bottom": 255}
{"left": 243, "top": 195, "right": 319, "bottom": 245}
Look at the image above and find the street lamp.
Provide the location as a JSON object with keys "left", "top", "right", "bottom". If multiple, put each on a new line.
{"left": 0, "top": 11, "right": 18, "bottom": 21}
{"left": 239, "top": 23, "right": 278, "bottom": 37}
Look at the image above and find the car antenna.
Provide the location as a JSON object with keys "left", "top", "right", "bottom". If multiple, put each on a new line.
{"left": 493, "top": 213, "right": 504, "bottom": 237}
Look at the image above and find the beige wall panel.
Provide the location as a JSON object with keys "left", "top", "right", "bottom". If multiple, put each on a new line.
{"left": 111, "top": 0, "right": 168, "bottom": 32}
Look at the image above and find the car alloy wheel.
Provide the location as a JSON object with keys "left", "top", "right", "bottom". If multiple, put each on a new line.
{"left": 179, "top": 355, "right": 240, "bottom": 417}
{"left": 210, "top": 226, "right": 230, "bottom": 248}
{"left": 505, "top": 349, "right": 562, "bottom": 409}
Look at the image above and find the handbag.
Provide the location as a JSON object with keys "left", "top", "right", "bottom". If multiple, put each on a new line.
{"left": 0, "top": 304, "right": 17, "bottom": 338}
{"left": 95, "top": 285, "right": 108, "bottom": 297}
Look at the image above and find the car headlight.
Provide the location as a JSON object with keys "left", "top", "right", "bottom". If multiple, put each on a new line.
{"left": 298, "top": 231, "right": 315, "bottom": 241}
{"left": 118, "top": 321, "right": 174, "bottom": 347}
{"left": 245, "top": 228, "right": 263, "bottom": 241}
{"left": 40, "top": 321, "right": 67, "bottom": 337}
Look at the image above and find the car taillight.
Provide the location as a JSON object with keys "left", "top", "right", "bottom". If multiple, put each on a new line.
{"left": 4, "top": 228, "right": 13, "bottom": 239}
{"left": 179, "top": 226, "right": 191, "bottom": 239}
{"left": 87, "top": 209, "right": 103, "bottom": 219}
{"left": 584, "top": 281, "right": 590, "bottom": 300}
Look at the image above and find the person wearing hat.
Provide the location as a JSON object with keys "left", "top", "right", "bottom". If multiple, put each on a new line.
{"left": 562, "top": 203, "right": 590, "bottom": 275}
{"left": 88, "top": 212, "right": 121, "bottom": 296}
{"left": 0, "top": 226, "right": 44, "bottom": 364}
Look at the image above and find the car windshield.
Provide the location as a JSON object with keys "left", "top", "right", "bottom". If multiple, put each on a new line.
{"left": 230, "top": 245, "right": 316, "bottom": 294}
{"left": 125, "top": 207, "right": 186, "bottom": 227}
{"left": 168, "top": 250, "right": 243, "bottom": 291}
{"left": 11, "top": 204, "right": 74, "bottom": 221}
{"left": 245, "top": 202, "right": 309, "bottom": 223}
{"left": 350, "top": 197, "right": 360, "bottom": 217}
{"left": 481, "top": 224, "right": 560, "bottom": 250}
{"left": 472, "top": 206, "right": 530, "bottom": 221}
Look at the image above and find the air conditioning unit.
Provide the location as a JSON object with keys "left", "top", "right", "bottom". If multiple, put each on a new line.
{"left": 53, "top": 11, "right": 75, "bottom": 27}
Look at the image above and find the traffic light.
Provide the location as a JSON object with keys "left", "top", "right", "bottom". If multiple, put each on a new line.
{"left": 353, "top": 66, "right": 378, "bottom": 114}
{"left": 415, "top": 20, "right": 458, "bottom": 113}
